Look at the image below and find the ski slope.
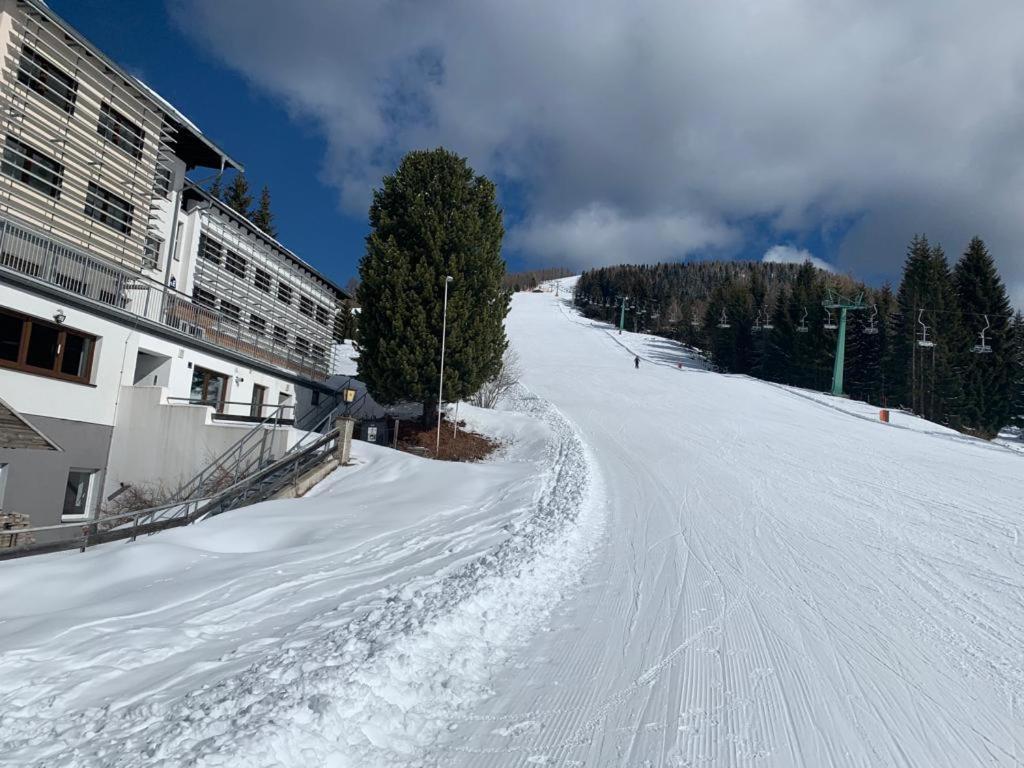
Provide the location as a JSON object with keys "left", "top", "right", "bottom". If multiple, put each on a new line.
{"left": 438, "top": 286, "right": 1024, "bottom": 766}
{"left": 1, "top": 284, "right": 1022, "bottom": 767}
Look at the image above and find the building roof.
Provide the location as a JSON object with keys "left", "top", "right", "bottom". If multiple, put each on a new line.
{"left": 22, "top": 0, "right": 243, "bottom": 173}
{"left": 182, "top": 181, "right": 349, "bottom": 300}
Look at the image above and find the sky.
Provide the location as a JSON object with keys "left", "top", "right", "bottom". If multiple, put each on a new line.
{"left": 52, "top": 1, "right": 1024, "bottom": 306}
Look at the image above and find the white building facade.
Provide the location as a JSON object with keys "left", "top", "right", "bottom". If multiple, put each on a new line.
{"left": 0, "top": 0, "right": 347, "bottom": 537}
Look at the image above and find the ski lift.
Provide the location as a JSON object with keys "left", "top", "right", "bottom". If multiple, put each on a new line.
{"left": 691, "top": 310, "right": 700, "bottom": 328}
{"left": 753, "top": 308, "right": 763, "bottom": 332}
{"left": 762, "top": 308, "right": 774, "bottom": 331}
{"left": 917, "top": 309, "right": 935, "bottom": 348}
{"left": 971, "top": 314, "right": 992, "bottom": 354}
{"left": 823, "top": 308, "right": 838, "bottom": 331}
{"left": 717, "top": 309, "right": 731, "bottom": 329}
{"left": 863, "top": 304, "right": 879, "bottom": 335}
{"left": 796, "top": 308, "right": 809, "bottom": 333}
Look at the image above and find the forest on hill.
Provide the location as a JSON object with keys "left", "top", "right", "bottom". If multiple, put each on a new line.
{"left": 574, "top": 237, "right": 1024, "bottom": 438}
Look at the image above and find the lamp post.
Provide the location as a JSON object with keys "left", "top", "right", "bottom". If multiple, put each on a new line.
{"left": 436, "top": 275, "right": 453, "bottom": 455}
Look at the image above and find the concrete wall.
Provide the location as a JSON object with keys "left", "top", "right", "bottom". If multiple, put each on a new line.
{"left": 0, "top": 414, "right": 112, "bottom": 530}
{"left": 102, "top": 385, "right": 300, "bottom": 500}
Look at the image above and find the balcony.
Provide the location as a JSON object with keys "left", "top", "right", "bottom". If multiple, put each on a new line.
{"left": 0, "top": 213, "right": 328, "bottom": 380}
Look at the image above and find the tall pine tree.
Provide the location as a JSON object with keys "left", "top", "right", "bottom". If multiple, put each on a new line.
{"left": 357, "top": 148, "right": 509, "bottom": 421}
{"left": 223, "top": 173, "right": 253, "bottom": 218}
{"left": 251, "top": 185, "right": 277, "bottom": 237}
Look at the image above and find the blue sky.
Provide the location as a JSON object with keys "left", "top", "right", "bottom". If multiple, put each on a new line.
{"left": 49, "top": 1, "right": 1024, "bottom": 305}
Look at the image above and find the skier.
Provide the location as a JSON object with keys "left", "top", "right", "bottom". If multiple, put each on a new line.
{"left": 634, "top": 355, "right": 640, "bottom": 369}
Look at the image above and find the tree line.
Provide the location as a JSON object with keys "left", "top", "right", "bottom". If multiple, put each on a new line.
{"left": 574, "top": 238, "right": 1023, "bottom": 438}
{"left": 503, "top": 267, "right": 573, "bottom": 292}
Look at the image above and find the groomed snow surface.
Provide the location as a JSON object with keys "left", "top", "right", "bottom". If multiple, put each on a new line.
{"left": 3, "top": 282, "right": 1023, "bottom": 767}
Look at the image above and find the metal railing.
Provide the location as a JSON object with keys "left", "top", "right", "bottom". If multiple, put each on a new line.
{"left": 0, "top": 213, "right": 329, "bottom": 380}
{"left": 164, "top": 397, "right": 297, "bottom": 421}
{"left": 0, "top": 426, "right": 345, "bottom": 560}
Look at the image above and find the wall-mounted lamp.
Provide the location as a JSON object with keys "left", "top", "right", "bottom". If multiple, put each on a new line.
{"left": 53, "top": 308, "right": 67, "bottom": 325}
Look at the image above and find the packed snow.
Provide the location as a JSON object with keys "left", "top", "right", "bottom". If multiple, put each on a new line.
{"left": 2, "top": 282, "right": 1023, "bottom": 766}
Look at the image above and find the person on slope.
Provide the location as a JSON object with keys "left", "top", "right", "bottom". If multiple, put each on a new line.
{"left": 634, "top": 355, "right": 640, "bottom": 369}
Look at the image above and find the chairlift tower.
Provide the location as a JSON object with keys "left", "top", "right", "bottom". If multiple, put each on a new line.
{"left": 617, "top": 295, "right": 628, "bottom": 334}
{"left": 822, "top": 288, "right": 867, "bottom": 396}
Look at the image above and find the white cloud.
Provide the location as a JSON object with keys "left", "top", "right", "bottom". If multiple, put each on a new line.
{"left": 174, "top": 0, "right": 1024, "bottom": 303}
{"left": 762, "top": 245, "right": 834, "bottom": 273}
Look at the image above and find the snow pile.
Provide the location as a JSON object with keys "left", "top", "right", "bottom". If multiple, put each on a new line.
{"left": 0, "top": 395, "right": 603, "bottom": 766}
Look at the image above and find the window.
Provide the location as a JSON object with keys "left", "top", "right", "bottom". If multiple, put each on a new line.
{"left": 250, "top": 385, "right": 267, "bottom": 419}
{"left": 219, "top": 299, "right": 240, "bottom": 324}
{"left": 311, "top": 344, "right": 326, "bottom": 363}
{"left": 17, "top": 46, "right": 77, "bottom": 115}
{"left": 190, "top": 366, "right": 228, "bottom": 412}
{"left": 272, "top": 325, "right": 288, "bottom": 345}
{"left": 299, "top": 296, "right": 315, "bottom": 318}
{"left": 254, "top": 268, "right": 272, "bottom": 293}
{"left": 295, "top": 335, "right": 310, "bottom": 357}
{"left": 1, "top": 136, "right": 64, "bottom": 199}
{"left": 315, "top": 304, "right": 330, "bottom": 326}
{"left": 153, "top": 165, "right": 172, "bottom": 198}
{"left": 97, "top": 103, "right": 145, "bottom": 160}
{"left": 198, "top": 233, "right": 222, "bottom": 265}
{"left": 0, "top": 308, "right": 95, "bottom": 384}
{"left": 224, "top": 250, "right": 247, "bottom": 278}
{"left": 249, "top": 313, "right": 266, "bottom": 336}
{"left": 63, "top": 469, "right": 97, "bottom": 520}
{"left": 311, "top": 390, "right": 321, "bottom": 407}
{"left": 192, "top": 287, "right": 216, "bottom": 309}
{"left": 84, "top": 183, "right": 133, "bottom": 235}
{"left": 142, "top": 235, "right": 162, "bottom": 271}
{"left": 277, "top": 283, "right": 293, "bottom": 305}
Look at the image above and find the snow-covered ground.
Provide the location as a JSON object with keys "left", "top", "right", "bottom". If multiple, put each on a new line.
{"left": 3, "top": 283, "right": 1023, "bottom": 766}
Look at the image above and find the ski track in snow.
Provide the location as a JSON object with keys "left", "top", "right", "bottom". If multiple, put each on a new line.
{"left": 434, "top": 285, "right": 1024, "bottom": 767}
{"left": 0, "top": 390, "right": 604, "bottom": 767}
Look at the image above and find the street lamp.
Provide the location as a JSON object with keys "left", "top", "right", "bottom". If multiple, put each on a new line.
{"left": 342, "top": 385, "right": 357, "bottom": 416}
{"left": 436, "top": 275, "right": 453, "bottom": 455}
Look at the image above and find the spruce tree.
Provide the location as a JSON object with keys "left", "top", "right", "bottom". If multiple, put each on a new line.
{"left": 953, "top": 237, "right": 1014, "bottom": 436}
{"left": 251, "top": 185, "right": 277, "bottom": 238}
{"left": 357, "top": 148, "right": 509, "bottom": 421}
{"left": 223, "top": 173, "right": 253, "bottom": 218}
{"left": 209, "top": 174, "right": 224, "bottom": 201}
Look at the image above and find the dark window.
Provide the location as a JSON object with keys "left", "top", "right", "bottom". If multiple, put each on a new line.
{"left": 249, "top": 313, "right": 266, "bottom": 336}
{"left": 220, "top": 299, "right": 240, "bottom": 324}
{"left": 192, "top": 287, "right": 216, "bottom": 309}
{"left": 298, "top": 296, "right": 315, "bottom": 318}
{"left": 315, "top": 304, "right": 330, "bottom": 326}
{"left": 254, "top": 268, "right": 272, "bottom": 293}
{"left": 97, "top": 103, "right": 145, "bottom": 160}
{"left": 84, "top": 183, "right": 133, "bottom": 235}
{"left": 1, "top": 136, "right": 64, "bottom": 198}
{"left": 295, "top": 335, "right": 310, "bottom": 357}
{"left": 277, "top": 283, "right": 293, "bottom": 305}
{"left": 272, "top": 325, "right": 288, "bottom": 345}
{"left": 0, "top": 307, "right": 95, "bottom": 384}
{"left": 198, "top": 233, "right": 222, "bottom": 265}
{"left": 153, "top": 165, "right": 172, "bottom": 198}
{"left": 224, "top": 250, "right": 247, "bottom": 278}
{"left": 142, "top": 235, "right": 162, "bottom": 270}
{"left": 311, "top": 344, "right": 325, "bottom": 363}
{"left": 311, "top": 390, "right": 321, "bottom": 406}
{"left": 17, "top": 46, "right": 77, "bottom": 115}
{"left": 0, "top": 313, "right": 25, "bottom": 362}
{"left": 63, "top": 470, "right": 96, "bottom": 519}
{"left": 190, "top": 366, "right": 228, "bottom": 413}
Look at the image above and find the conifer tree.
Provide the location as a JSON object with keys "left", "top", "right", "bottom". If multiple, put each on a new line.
{"left": 953, "top": 237, "right": 1014, "bottom": 436}
{"left": 223, "top": 173, "right": 253, "bottom": 218}
{"left": 251, "top": 185, "right": 277, "bottom": 238}
{"left": 1012, "top": 312, "right": 1024, "bottom": 429}
{"left": 209, "top": 174, "right": 224, "bottom": 201}
{"left": 357, "top": 148, "right": 509, "bottom": 421}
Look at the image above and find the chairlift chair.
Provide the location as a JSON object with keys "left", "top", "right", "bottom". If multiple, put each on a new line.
{"left": 917, "top": 309, "right": 935, "bottom": 348}
{"left": 691, "top": 311, "right": 700, "bottom": 328}
{"left": 823, "top": 308, "right": 838, "bottom": 331}
{"left": 863, "top": 304, "right": 879, "bottom": 335}
{"left": 796, "top": 308, "right": 809, "bottom": 333}
{"left": 762, "top": 309, "right": 775, "bottom": 331}
{"left": 717, "top": 309, "right": 731, "bottom": 329}
{"left": 753, "top": 309, "right": 763, "bottom": 332}
{"left": 971, "top": 314, "right": 992, "bottom": 354}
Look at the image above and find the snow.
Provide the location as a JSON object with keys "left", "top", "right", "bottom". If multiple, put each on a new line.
{"left": 2, "top": 280, "right": 1023, "bottom": 766}
{"left": 329, "top": 340, "right": 360, "bottom": 376}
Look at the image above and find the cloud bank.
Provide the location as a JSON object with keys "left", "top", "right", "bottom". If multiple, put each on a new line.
{"left": 173, "top": 0, "right": 1024, "bottom": 304}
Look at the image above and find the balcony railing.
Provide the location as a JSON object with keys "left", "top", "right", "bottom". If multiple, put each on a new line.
{"left": 0, "top": 213, "right": 328, "bottom": 380}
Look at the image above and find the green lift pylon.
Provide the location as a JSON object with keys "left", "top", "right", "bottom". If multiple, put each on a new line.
{"left": 618, "top": 295, "right": 628, "bottom": 334}
{"left": 822, "top": 288, "right": 867, "bottom": 396}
